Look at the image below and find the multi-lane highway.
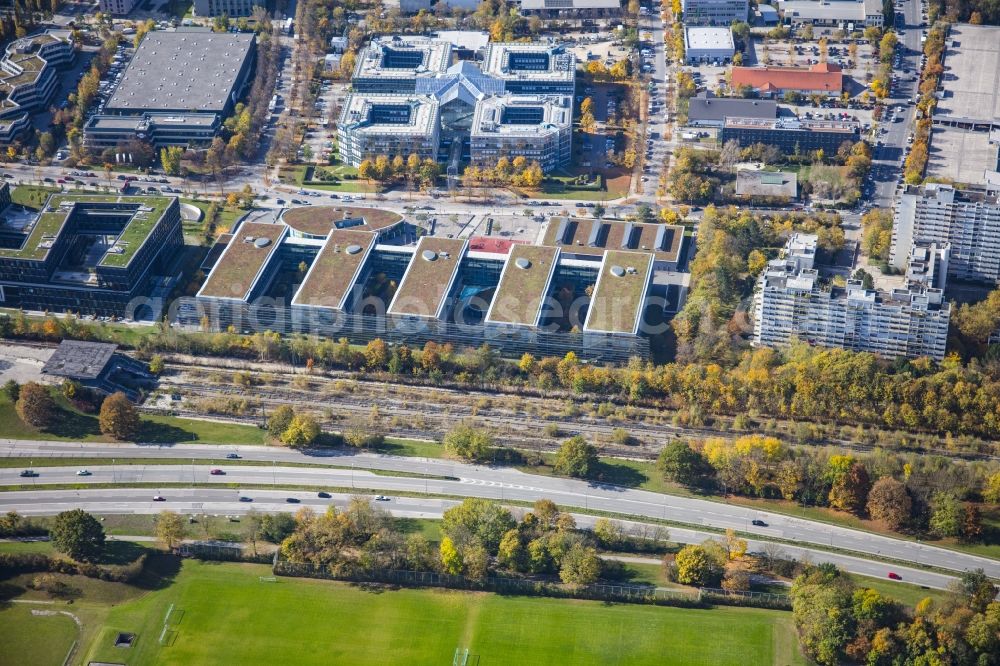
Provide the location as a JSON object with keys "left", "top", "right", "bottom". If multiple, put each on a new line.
{"left": 1, "top": 486, "right": 962, "bottom": 590}
{"left": 4, "top": 440, "right": 997, "bottom": 580}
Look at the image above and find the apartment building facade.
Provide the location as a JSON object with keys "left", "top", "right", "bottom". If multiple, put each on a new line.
{"left": 682, "top": 0, "right": 749, "bottom": 24}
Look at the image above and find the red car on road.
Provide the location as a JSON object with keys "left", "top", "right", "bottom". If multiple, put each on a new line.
{"left": 887, "top": 572, "right": 902, "bottom": 580}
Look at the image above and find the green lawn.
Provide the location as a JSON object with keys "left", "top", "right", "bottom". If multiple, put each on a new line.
{"left": 10, "top": 185, "right": 60, "bottom": 209}
{"left": 849, "top": 574, "right": 953, "bottom": 610}
{"left": 0, "top": 604, "right": 78, "bottom": 666}
{"left": 77, "top": 559, "right": 804, "bottom": 666}
{"left": 0, "top": 392, "right": 267, "bottom": 446}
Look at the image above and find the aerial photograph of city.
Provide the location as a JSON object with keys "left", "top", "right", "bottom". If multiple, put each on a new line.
{"left": 0, "top": 0, "right": 998, "bottom": 663}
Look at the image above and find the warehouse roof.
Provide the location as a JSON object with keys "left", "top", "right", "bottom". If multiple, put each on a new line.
{"left": 106, "top": 30, "right": 255, "bottom": 114}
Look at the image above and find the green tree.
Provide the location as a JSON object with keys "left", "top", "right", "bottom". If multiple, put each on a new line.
{"left": 15, "top": 382, "right": 57, "bottom": 428}
{"left": 791, "top": 566, "right": 853, "bottom": 666}
{"left": 148, "top": 354, "right": 165, "bottom": 376}
{"left": 3, "top": 379, "right": 20, "bottom": 402}
{"left": 50, "top": 509, "right": 105, "bottom": 561}
{"left": 929, "top": 492, "right": 963, "bottom": 537}
{"left": 267, "top": 405, "right": 295, "bottom": 439}
{"left": 954, "top": 569, "right": 998, "bottom": 613}
{"left": 98, "top": 392, "right": 141, "bottom": 441}
{"left": 160, "top": 146, "right": 183, "bottom": 176}
{"left": 673, "top": 544, "right": 723, "bottom": 586}
{"left": 260, "top": 513, "right": 296, "bottom": 543}
{"left": 155, "top": 510, "right": 185, "bottom": 549}
{"left": 497, "top": 528, "right": 526, "bottom": 571}
{"left": 443, "top": 423, "right": 494, "bottom": 461}
{"left": 441, "top": 498, "right": 515, "bottom": 554}
{"left": 463, "top": 542, "right": 489, "bottom": 580}
{"left": 559, "top": 544, "right": 601, "bottom": 585}
{"left": 657, "top": 440, "right": 710, "bottom": 486}
{"left": 281, "top": 415, "right": 320, "bottom": 447}
{"left": 553, "top": 435, "right": 597, "bottom": 478}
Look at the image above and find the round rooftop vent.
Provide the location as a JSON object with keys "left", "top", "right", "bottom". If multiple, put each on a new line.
{"left": 254, "top": 237, "right": 272, "bottom": 248}
{"left": 422, "top": 250, "right": 438, "bottom": 262}
{"left": 609, "top": 265, "right": 626, "bottom": 277}
{"left": 345, "top": 244, "right": 363, "bottom": 255}
{"left": 515, "top": 257, "right": 531, "bottom": 270}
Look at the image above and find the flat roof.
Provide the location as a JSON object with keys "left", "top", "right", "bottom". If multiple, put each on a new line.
{"left": 354, "top": 36, "right": 452, "bottom": 80}
{"left": 485, "top": 244, "right": 560, "bottom": 327}
{"left": 0, "top": 193, "right": 176, "bottom": 266}
{"left": 926, "top": 124, "right": 1000, "bottom": 184}
{"left": 292, "top": 229, "right": 376, "bottom": 310}
{"left": 584, "top": 251, "right": 654, "bottom": 335}
{"left": 199, "top": 221, "right": 285, "bottom": 300}
{"left": 932, "top": 24, "right": 1000, "bottom": 126}
{"left": 736, "top": 169, "right": 798, "bottom": 197}
{"left": 724, "top": 116, "right": 860, "bottom": 133}
{"left": 387, "top": 236, "right": 468, "bottom": 318}
{"left": 482, "top": 42, "right": 576, "bottom": 84}
{"left": 281, "top": 206, "right": 403, "bottom": 237}
{"left": 339, "top": 93, "right": 440, "bottom": 137}
{"left": 471, "top": 95, "right": 573, "bottom": 138}
{"left": 41, "top": 340, "right": 117, "bottom": 380}
{"left": 684, "top": 27, "right": 735, "bottom": 51}
{"left": 542, "top": 218, "right": 685, "bottom": 263}
{"left": 688, "top": 92, "right": 776, "bottom": 122}
{"left": 106, "top": 30, "right": 255, "bottom": 114}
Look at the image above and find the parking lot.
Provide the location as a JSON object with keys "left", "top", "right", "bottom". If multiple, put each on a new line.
{"left": 748, "top": 34, "right": 879, "bottom": 99}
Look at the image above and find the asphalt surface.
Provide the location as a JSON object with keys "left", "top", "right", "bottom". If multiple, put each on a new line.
{"left": 0, "top": 487, "right": 961, "bottom": 591}
{"left": 4, "top": 440, "right": 997, "bottom": 580}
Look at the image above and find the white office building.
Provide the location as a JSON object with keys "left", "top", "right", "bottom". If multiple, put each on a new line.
{"left": 682, "top": 0, "right": 749, "bottom": 24}
{"left": 470, "top": 95, "right": 573, "bottom": 172}
{"left": 892, "top": 184, "right": 1000, "bottom": 284}
{"left": 337, "top": 94, "right": 441, "bottom": 166}
{"left": 753, "top": 233, "right": 950, "bottom": 361}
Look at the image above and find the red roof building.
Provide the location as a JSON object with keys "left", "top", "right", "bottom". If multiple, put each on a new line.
{"left": 730, "top": 63, "right": 844, "bottom": 98}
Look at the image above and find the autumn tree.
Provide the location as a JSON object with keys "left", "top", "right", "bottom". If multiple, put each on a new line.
{"left": 155, "top": 510, "right": 185, "bottom": 549}
{"left": 828, "top": 461, "right": 871, "bottom": 515}
{"left": 280, "top": 414, "right": 320, "bottom": 447}
{"left": 267, "top": 404, "right": 295, "bottom": 439}
{"left": 98, "top": 392, "right": 141, "bottom": 441}
{"left": 559, "top": 544, "right": 601, "bottom": 585}
{"left": 443, "top": 423, "right": 494, "bottom": 462}
{"left": 15, "top": 382, "right": 57, "bottom": 428}
{"left": 866, "top": 477, "right": 911, "bottom": 530}
{"left": 672, "top": 544, "right": 723, "bottom": 586}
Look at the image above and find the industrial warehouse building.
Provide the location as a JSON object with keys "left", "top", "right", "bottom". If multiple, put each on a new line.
{"left": 0, "top": 31, "right": 75, "bottom": 144}
{"left": 0, "top": 186, "right": 184, "bottom": 318}
{"left": 83, "top": 29, "right": 257, "bottom": 148}
{"left": 340, "top": 36, "right": 574, "bottom": 172}
{"left": 179, "top": 209, "right": 686, "bottom": 361}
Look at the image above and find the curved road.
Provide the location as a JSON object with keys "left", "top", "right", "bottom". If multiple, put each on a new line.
{"left": 4, "top": 439, "right": 998, "bottom": 580}
{"left": 0, "top": 487, "right": 961, "bottom": 591}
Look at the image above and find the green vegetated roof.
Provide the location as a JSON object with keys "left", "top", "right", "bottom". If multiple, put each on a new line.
{"left": 388, "top": 236, "right": 468, "bottom": 318}
{"left": 585, "top": 250, "right": 654, "bottom": 335}
{"left": 293, "top": 229, "right": 376, "bottom": 309}
{"left": 487, "top": 244, "right": 560, "bottom": 326}
{"left": 200, "top": 221, "right": 285, "bottom": 300}
{"left": 0, "top": 193, "right": 176, "bottom": 265}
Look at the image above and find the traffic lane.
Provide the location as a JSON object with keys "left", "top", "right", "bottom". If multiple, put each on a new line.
{"left": 6, "top": 459, "right": 999, "bottom": 578}
{"left": 0, "top": 488, "right": 959, "bottom": 590}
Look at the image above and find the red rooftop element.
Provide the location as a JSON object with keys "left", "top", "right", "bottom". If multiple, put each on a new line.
{"left": 731, "top": 63, "right": 843, "bottom": 94}
{"left": 468, "top": 237, "right": 528, "bottom": 254}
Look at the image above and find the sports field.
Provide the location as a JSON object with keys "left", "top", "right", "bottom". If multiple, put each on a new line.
{"left": 77, "top": 559, "right": 804, "bottom": 666}
{"left": 0, "top": 604, "right": 78, "bottom": 666}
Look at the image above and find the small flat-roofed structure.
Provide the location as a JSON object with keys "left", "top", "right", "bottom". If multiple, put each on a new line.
{"left": 683, "top": 26, "right": 736, "bottom": 64}
{"left": 736, "top": 169, "right": 798, "bottom": 198}
{"left": 292, "top": 229, "right": 377, "bottom": 310}
{"left": 281, "top": 206, "right": 403, "bottom": 239}
{"left": 198, "top": 221, "right": 286, "bottom": 300}
{"left": 542, "top": 218, "right": 685, "bottom": 267}
{"left": 485, "top": 244, "right": 560, "bottom": 327}
{"left": 42, "top": 340, "right": 117, "bottom": 380}
{"left": 584, "top": 250, "right": 655, "bottom": 335}
{"left": 388, "top": 236, "right": 468, "bottom": 319}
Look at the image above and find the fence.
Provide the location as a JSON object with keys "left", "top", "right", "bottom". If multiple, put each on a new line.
{"left": 272, "top": 560, "right": 705, "bottom": 608}
{"left": 700, "top": 587, "right": 792, "bottom": 610}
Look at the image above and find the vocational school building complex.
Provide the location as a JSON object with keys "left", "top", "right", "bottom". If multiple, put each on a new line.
{"left": 179, "top": 207, "right": 688, "bottom": 362}
{"left": 339, "top": 36, "right": 574, "bottom": 173}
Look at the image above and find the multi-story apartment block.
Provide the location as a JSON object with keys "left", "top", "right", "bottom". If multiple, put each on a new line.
{"left": 0, "top": 31, "right": 74, "bottom": 144}
{"left": 753, "top": 233, "right": 951, "bottom": 360}
{"left": 682, "top": 0, "right": 749, "bottom": 24}
{"left": 722, "top": 116, "right": 860, "bottom": 154}
{"left": 891, "top": 184, "right": 1000, "bottom": 284}
{"left": 469, "top": 95, "right": 572, "bottom": 172}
